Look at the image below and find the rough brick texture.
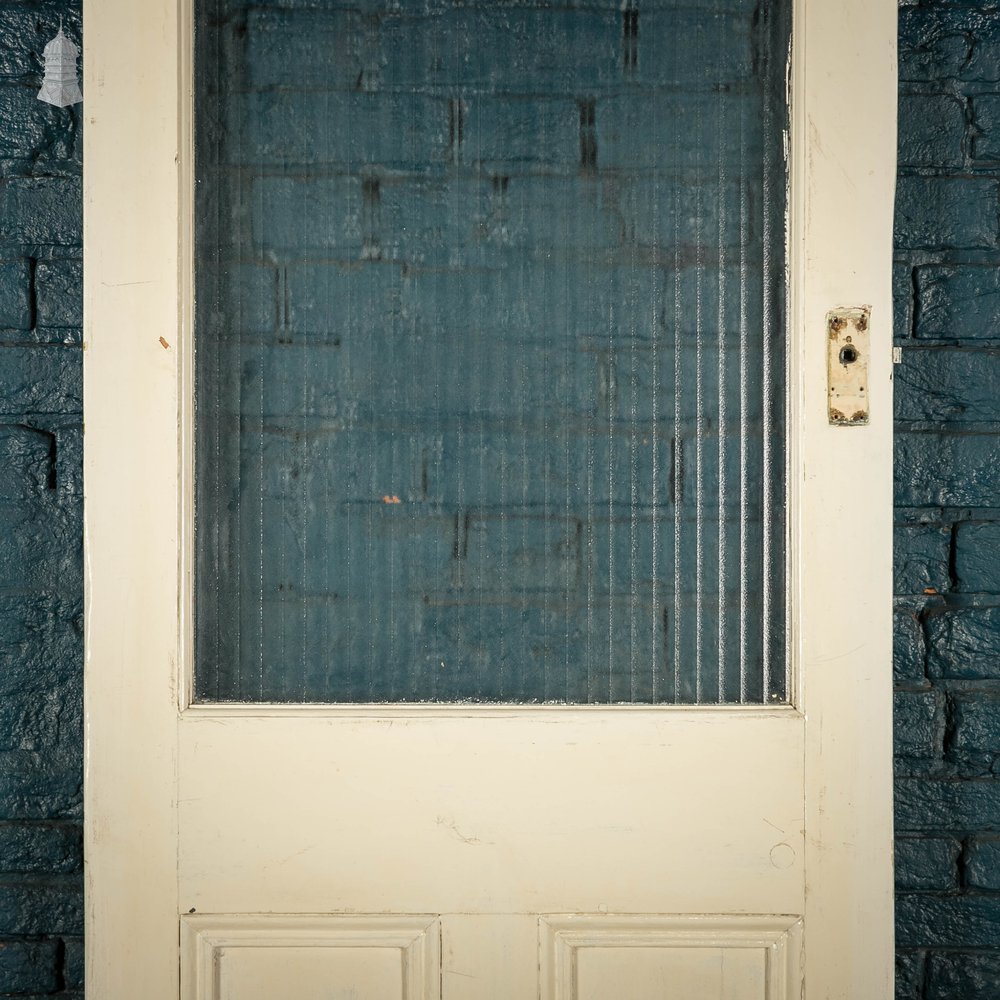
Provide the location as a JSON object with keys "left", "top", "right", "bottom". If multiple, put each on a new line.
{"left": 0, "top": 0, "right": 83, "bottom": 995}
{"left": 896, "top": 0, "right": 1000, "bottom": 993}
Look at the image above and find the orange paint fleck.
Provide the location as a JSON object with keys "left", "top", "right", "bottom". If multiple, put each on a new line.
{"left": 923, "top": 588, "right": 938, "bottom": 595}
{"left": 382, "top": 495, "right": 402, "bottom": 504}
{"left": 159, "top": 336, "right": 170, "bottom": 349}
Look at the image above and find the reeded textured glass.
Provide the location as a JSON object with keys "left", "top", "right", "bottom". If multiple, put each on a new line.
{"left": 194, "top": 0, "right": 789, "bottom": 703}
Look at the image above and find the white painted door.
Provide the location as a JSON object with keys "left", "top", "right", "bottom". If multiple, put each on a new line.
{"left": 83, "top": 0, "right": 897, "bottom": 997}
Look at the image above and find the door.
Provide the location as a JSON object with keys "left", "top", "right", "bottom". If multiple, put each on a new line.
{"left": 83, "top": 0, "right": 896, "bottom": 997}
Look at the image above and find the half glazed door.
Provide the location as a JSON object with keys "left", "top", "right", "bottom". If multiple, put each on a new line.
{"left": 84, "top": 0, "right": 897, "bottom": 997}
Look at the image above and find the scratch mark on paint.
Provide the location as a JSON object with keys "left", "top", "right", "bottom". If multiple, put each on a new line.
{"left": 436, "top": 815, "right": 493, "bottom": 846}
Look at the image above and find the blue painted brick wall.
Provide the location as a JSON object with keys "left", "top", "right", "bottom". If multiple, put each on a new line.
{"left": 896, "top": 0, "right": 1000, "bottom": 995}
{"left": 0, "top": 0, "right": 83, "bottom": 996}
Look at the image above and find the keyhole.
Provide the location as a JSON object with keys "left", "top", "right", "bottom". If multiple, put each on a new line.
{"left": 839, "top": 344, "right": 859, "bottom": 365}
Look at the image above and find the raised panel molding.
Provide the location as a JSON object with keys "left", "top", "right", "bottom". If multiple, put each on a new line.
{"left": 540, "top": 914, "right": 804, "bottom": 1000}
{"left": 180, "top": 914, "right": 440, "bottom": 1000}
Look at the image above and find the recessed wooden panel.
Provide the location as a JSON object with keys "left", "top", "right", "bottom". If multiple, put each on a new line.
{"left": 540, "top": 915, "right": 803, "bottom": 1000}
{"left": 181, "top": 915, "right": 440, "bottom": 1000}
{"left": 219, "top": 947, "right": 402, "bottom": 1000}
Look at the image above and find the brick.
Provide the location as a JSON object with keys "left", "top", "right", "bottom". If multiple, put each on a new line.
{"left": 257, "top": 503, "right": 454, "bottom": 597}
{"left": 252, "top": 174, "right": 632, "bottom": 262}
{"left": 197, "top": 262, "right": 277, "bottom": 340}
{"left": 0, "top": 346, "right": 81, "bottom": 415}
{"left": 0, "top": 260, "right": 30, "bottom": 330}
{"left": 967, "top": 835, "right": 1000, "bottom": 889}
{"left": 679, "top": 430, "right": 776, "bottom": 516}
{"left": 0, "top": 939, "right": 58, "bottom": 994}
{"left": 895, "top": 432, "right": 1000, "bottom": 508}
{"left": 465, "top": 514, "right": 581, "bottom": 593}
{"left": 926, "top": 952, "right": 1000, "bottom": 1000}
{"left": 237, "top": 91, "right": 450, "bottom": 168}
{"left": 900, "top": 6, "right": 1000, "bottom": 83}
{"left": 249, "top": 5, "right": 736, "bottom": 94}
{"left": 0, "top": 84, "right": 60, "bottom": 162}
{"left": 0, "top": 178, "right": 81, "bottom": 247}
{"left": 0, "top": 596, "right": 81, "bottom": 699}
{"left": 241, "top": 423, "right": 676, "bottom": 511}
{"left": 242, "top": 7, "right": 365, "bottom": 89}
{"left": 223, "top": 337, "right": 602, "bottom": 424}
{"left": 0, "top": 8, "right": 78, "bottom": 78}
{"left": 62, "top": 935, "right": 83, "bottom": 990}
{"left": 0, "top": 753, "right": 81, "bottom": 822}
{"left": 927, "top": 607, "right": 1000, "bottom": 680}
{"left": 590, "top": 514, "right": 751, "bottom": 598}
{"left": 895, "top": 776, "right": 1000, "bottom": 831}
{"left": 34, "top": 259, "right": 81, "bottom": 329}
{"left": 379, "top": 9, "right": 619, "bottom": 91}
{"left": 893, "top": 524, "right": 950, "bottom": 595}
{"left": 0, "top": 421, "right": 83, "bottom": 503}
{"left": 432, "top": 430, "right": 673, "bottom": 509}
{"left": 0, "top": 823, "right": 81, "bottom": 875}
{"left": 894, "top": 689, "right": 945, "bottom": 766}
{"left": 411, "top": 599, "right": 669, "bottom": 703}
{"left": 461, "top": 96, "right": 580, "bottom": 167}
{"left": 0, "top": 878, "right": 82, "bottom": 935}
{"left": 269, "top": 253, "right": 746, "bottom": 353}
{"left": 0, "top": 426, "right": 54, "bottom": 499}
{"left": 915, "top": 264, "right": 1000, "bottom": 341}
{"left": 241, "top": 426, "right": 427, "bottom": 503}
{"left": 894, "top": 177, "right": 998, "bottom": 251}
{"left": 609, "top": 340, "right": 766, "bottom": 426}
{"left": 956, "top": 523, "right": 1000, "bottom": 593}
{"left": 624, "top": 177, "right": 748, "bottom": 252}
{"left": 898, "top": 93, "right": 966, "bottom": 168}
{"left": 896, "top": 894, "right": 1000, "bottom": 948}
{"left": 385, "top": 8, "right": 757, "bottom": 92}
{"left": 972, "top": 93, "right": 1000, "bottom": 162}
{"left": 895, "top": 348, "right": 1000, "bottom": 423}
{"left": 53, "top": 424, "right": 81, "bottom": 498}
{"left": 0, "top": 502, "right": 81, "bottom": 590}
{"left": 625, "top": 8, "right": 760, "bottom": 89}
{"left": 894, "top": 836, "right": 960, "bottom": 891}
{"left": 895, "top": 950, "right": 925, "bottom": 1000}
{"left": 596, "top": 92, "right": 762, "bottom": 171}
{"left": 951, "top": 692, "right": 1000, "bottom": 772}
{"left": 894, "top": 606, "right": 926, "bottom": 684}
{"left": 0, "top": 680, "right": 79, "bottom": 753}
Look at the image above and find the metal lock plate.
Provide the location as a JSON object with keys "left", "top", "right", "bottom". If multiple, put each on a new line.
{"left": 827, "top": 306, "right": 870, "bottom": 426}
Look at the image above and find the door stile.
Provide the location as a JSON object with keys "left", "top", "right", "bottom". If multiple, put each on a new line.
{"left": 83, "top": 1, "right": 184, "bottom": 998}
{"left": 794, "top": 0, "right": 896, "bottom": 995}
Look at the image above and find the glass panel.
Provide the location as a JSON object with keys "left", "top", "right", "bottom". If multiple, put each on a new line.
{"left": 194, "top": 0, "right": 789, "bottom": 704}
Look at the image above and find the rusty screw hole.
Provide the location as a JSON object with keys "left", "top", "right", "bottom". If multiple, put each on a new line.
{"left": 839, "top": 344, "right": 859, "bottom": 365}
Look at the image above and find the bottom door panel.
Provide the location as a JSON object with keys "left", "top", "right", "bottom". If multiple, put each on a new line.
{"left": 181, "top": 913, "right": 803, "bottom": 1000}
{"left": 181, "top": 916, "right": 441, "bottom": 1000}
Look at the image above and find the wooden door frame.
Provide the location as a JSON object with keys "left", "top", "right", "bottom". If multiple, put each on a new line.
{"left": 83, "top": 0, "right": 897, "bottom": 995}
